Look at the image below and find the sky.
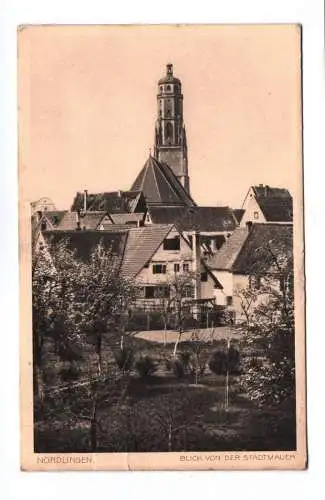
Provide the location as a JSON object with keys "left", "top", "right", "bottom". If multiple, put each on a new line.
{"left": 19, "top": 25, "right": 302, "bottom": 209}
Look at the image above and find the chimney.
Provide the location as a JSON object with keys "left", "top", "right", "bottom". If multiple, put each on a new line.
{"left": 76, "top": 209, "right": 81, "bottom": 230}
{"left": 246, "top": 221, "right": 253, "bottom": 232}
{"left": 83, "top": 189, "right": 88, "bottom": 212}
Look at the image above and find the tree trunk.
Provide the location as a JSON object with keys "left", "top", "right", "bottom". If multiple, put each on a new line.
{"left": 173, "top": 331, "right": 182, "bottom": 357}
{"left": 90, "top": 385, "right": 98, "bottom": 452}
{"left": 168, "top": 423, "right": 172, "bottom": 452}
{"left": 163, "top": 322, "right": 167, "bottom": 346}
{"left": 96, "top": 333, "right": 102, "bottom": 377}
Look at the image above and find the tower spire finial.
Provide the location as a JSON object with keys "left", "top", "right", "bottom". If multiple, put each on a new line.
{"left": 166, "top": 63, "right": 173, "bottom": 77}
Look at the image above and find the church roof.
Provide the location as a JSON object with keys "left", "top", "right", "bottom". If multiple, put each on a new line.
{"left": 130, "top": 156, "right": 196, "bottom": 207}
{"left": 148, "top": 206, "right": 238, "bottom": 232}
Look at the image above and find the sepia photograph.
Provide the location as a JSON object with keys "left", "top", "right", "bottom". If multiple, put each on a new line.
{"left": 18, "top": 24, "right": 306, "bottom": 470}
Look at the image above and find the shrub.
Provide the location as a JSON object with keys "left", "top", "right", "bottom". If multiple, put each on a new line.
{"left": 167, "top": 358, "right": 185, "bottom": 379}
{"left": 178, "top": 351, "right": 192, "bottom": 372}
{"left": 114, "top": 347, "right": 135, "bottom": 372}
{"left": 209, "top": 346, "right": 241, "bottom": 375}
{"left": 135, "top": 356, "right": 157, "bottom": 378}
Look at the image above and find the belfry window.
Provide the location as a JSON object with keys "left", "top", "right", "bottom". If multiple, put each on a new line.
{"left": 167, "top": 85, "right": 171, "bottom": 91}
{"left": 166, "top": 122, "right": 173, "bottom": 142}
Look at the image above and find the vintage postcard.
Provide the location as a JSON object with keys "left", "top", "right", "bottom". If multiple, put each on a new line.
{"left": 19, "top": 24, "right": 306, "bottom": 470}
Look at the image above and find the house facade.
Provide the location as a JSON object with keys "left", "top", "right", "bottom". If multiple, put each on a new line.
{"left": 207, "top": 222, "right": 293, "bottom": 322}
{"left": 240, "top": 185, "right": 293, "bottom": 226}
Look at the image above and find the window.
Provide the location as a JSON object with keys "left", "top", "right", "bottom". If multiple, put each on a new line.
{"left": 183, "top": 263, "right": 190, "bottom": 273}
{"left": 249, "top": 276, "right": 261, "bottom": 290}
{"left": 41, "top": 221, "right": 47, "bottom": 231}
{"left": 200, "top": 272, "right": 208, "bottom": 282}
{"left": 145, "top": 286, "right": 155, "bottom": 299}
{"left": 167, "top": 85, "right": 171, "bottom": 91}
{"left": 145, "top": 286, "right": 169, "bottom": 299}
{"left": 160, "top": 86, "right": 163, "bottom": 92}
{"left": 152, "top": 264, "right": 167, "bottom": 274}
{"left": 174, "top": 263, "right": 180, "bottom": 273}
{"left": 163, "top": 236, "right": 180, "bottom": 251}
{"left": 226, "top": 296, "right": 233, "bottom": 306}
{"left": 166, "top": 122, "right": 173, "bottom": 140}
{"left": 253, "top": 211, "right": 259, "bottom": 219}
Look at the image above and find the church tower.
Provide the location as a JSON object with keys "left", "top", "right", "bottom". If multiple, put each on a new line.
{"left": 154, "top": 64, "right": 190, "bottom": 194}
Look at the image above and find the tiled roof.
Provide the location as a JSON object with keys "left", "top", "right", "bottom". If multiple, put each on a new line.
{"left": 70, "top": 191, "right": 144, "bottom": 213}
{"left": 130, "top": 156, "right": 196, "bottom": 207}
{"left": 56, "top": 211, "right": 108, "bottom": 230}
{"left": 82, "top": 212, "right": 107, "bottom": 229}
{"left": 257, "top": 197, "right": 293, "bottom": 222}
{"left": 42, "top": 230, "right": 128, "bottom": 266}
{"left": 207, "top": 227, "right": 250, "bottom": 271}
{"left": 56, "top": 212, "right": 79, "bottom": 230}
{"left": 233, "top": 209, "right": 245, "bottom": 224}
{"left": 252, "top": 186, "right": 291, "bottom": 199}
{"left": 207, "top": 223, "right": 293, "bottom": 275}
{"left": 148, "top": 206, "right": 238, "bottom": 232}
{"left": 232, "top": 224, "right": 293, "bottom": 275}
{"left": 251, "top": 185, "right": 293, "bottom": 222}
{"left": 120, "top": 224, "right": 173, "bottom": 278}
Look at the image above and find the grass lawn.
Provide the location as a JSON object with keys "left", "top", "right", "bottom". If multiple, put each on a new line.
{"left": 34, "top": 328, "right": 296, "bottom": 453}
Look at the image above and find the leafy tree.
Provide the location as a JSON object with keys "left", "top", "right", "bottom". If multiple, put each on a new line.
{"left": 76, "top": 241, "right": 137, "bottom": 376}
{"left": 235, "top": 236, "right": 295, "bottom": 407}
{"left": 166, "top": 270, "right": 199, "bottom": 356}
{"left": 32, "top": 240, "right": 84, "bottom": 406}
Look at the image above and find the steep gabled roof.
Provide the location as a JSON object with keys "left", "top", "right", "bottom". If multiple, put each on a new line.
{"left": 252, "top": 186, "right": 291, "bottom": 199}
{"left": 233, "top": 209, "right": 245, "bottom": 224}
{"left": 256, "top": 196, "right": 293, "bottom": 223}
{"left": 247, "top": 185, "right": 293, "bottom": 223}
{"left": 70, "top": 190, "right": 145, "bottom": 213}
{"left": 232, "top": 224, "right": 293, "bottom": 275}
{"left": 207, "top": 227, "right": 250, "bottom": 271}
{"left": 42, "top": 230, "right": 128, "bottom": 266}
{"left": 120, "top": 224, "right": 173, "bottom": 278}
{"left": 207, "top": 223, "right": 293, "bottom": 275}
{"left": 148, "top": 206, "right": 237, "bottom": 232}
{"left": 130, "top": 156, "right": 196, "bottom": 207}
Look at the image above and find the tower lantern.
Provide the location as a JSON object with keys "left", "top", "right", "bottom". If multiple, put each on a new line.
{"left": 154, "top": 64, "right": 190, "bottom": 194}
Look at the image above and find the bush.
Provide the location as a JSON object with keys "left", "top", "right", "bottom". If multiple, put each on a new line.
{"left": 166, "top": 358, "right": 185, "bottom": 379}
{"left": 127, "top": 311, "right": 165, "bottom": 331}
{"left": 209, "top": 346, "right": 241, "bottom": 375}
{"left": 135, "top": 356, "right": 157, "bottom": 378}
{"left": 114, "top": 347, "right": 135, "bottom": 372}
{"left": 178, "top": 351, "right": 192, "bottom": 372}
